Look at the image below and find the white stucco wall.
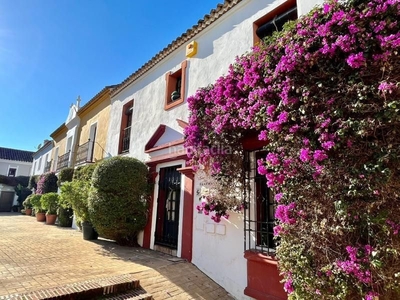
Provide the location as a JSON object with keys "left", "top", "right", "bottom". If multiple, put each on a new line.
{"left": 297, "top": 0, "right": 325, "bottom": 16}
{"left": 105, "top": 0, "right": 326, "bottom": 298}
{"left": 0, "top": 159, "right": 32, "bottom": 177}
{"left": 192, "top": 175, "right": 250, "bottom": 300}
{"left": 31, "top": 143, "right": 53, "bottom": 176}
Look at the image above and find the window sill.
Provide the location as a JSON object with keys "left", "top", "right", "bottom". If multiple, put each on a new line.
{"left": 164, "top": 97, "right": 184, "bottom": 111}
{"left": 244, "top": 250, "right": 278, "bottom": 265}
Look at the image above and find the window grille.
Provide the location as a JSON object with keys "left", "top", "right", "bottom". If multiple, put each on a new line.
{"left": 244, "top": 151, "right": 276, "bottom": 255}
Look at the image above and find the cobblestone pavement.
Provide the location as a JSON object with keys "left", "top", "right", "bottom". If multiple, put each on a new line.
{"left": 0, "top": 213, "right": 233, "bottom": 299}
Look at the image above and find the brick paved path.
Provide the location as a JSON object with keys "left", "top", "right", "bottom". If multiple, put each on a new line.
{"left": 0, "top": 213, "right": 233, "bottom": 299}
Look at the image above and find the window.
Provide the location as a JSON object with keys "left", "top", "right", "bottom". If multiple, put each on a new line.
{"left": 253, "top": 0, "right": 297, "bottom": 45}
{"left": 8, "top": 167, "right": 17, "bottom": 177}
{"left": 38, "top": 157, "right": 42, "bottom": 171}
{"left": 119, "top": 100, "right": 133, "bottom": 154}
{"left": 164, "top": 60, "right": 187, "bottom": 110}
{"left": 244, "top": 151, "right": 276, "bottom": 255}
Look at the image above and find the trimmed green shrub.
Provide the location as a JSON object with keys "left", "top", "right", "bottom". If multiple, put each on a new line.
{"left": 59, "top": 180, "right": 91, "bottom": 224}
{"left": 88, "top": 157, "right": 150, "bottom": 245}
{"left": 40, "top": 192, "right": 59, "bottom": 215}
{"left": 57, "top": 167, "right": 74, "bottom": 186}
{"left": 0, "top": 175, "right": 17, "bottom": 186}
{"left": 73, "top": 164, "right": 97, "bottom": 181}
{"left": 36, "top": 172, "right": 58, "bottom": 194}
{"left": 27, "top": 194, "right": 44, "bottom": 213}
{"left": 28, "top": 175, "right": 39, "bottom": 190}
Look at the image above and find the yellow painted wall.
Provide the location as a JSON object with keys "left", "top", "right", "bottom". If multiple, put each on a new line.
{"left": 77, "top": 90, "right": 111, "bottom": 163}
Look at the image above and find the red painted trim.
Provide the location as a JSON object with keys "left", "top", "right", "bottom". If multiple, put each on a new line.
{"left": 176, "top": 119, "right": 189, "bottom": 129}
{"left": 241, "top": 132, "right": 269, "bottom": 151}
{"left": 253, "top": 0, "right": 297, "bottom": 46}
{"left": 145, "top": 139, "right": 184, "bottom": 153}
{"left": 244, "top": 250, "right": 278, "bottom": 264}
{"left": 244, "top": 250, "right": 287, "bottom": 300}
{"left": 118, "top": 100, "right": 134, "bottom": 154}
{"left": 164, "top": 60, "right": 187, "bottom": 110}
{"left": 145, "top": 124, "right": 166, "bottom": 151}
{"left": 179, "top": 173, "right": 194, "bottom": 262}
{"left": 177, "top": 166, "right": 194, "bottom": 179}
{"left": 146, "top": 152, "right": 187, "bottom": 167}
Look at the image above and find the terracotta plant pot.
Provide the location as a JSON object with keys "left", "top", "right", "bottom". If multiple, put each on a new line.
{"left": 46, "top": 214, "right": 57, "bottom": 225}
{"left": 25, "top": 208, "right": 33, "bottom": 216}
{"left": 36, "top": 212, "right": 46, "bottom": 222}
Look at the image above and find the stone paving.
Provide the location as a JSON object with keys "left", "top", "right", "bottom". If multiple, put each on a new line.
{"left": 0, "top": 213, "right": 233, "bottom": 299}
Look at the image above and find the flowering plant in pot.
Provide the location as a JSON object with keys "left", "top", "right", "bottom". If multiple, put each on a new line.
{"left": 40, "top": 192, "right": 59, "bottom": 225}
{"left": 29, "top": 194, "right": 46, "bottom": 221}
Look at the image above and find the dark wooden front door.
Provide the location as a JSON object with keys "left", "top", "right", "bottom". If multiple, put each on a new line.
{"left": 0, "top": 191, "right": 15, "bottom": 212}
{"left": 155, "top": 165, "right": 182, "bottom": 249}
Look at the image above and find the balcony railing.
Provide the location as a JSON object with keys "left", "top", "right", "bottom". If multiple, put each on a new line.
{"left": 122, "top": 126, "right": 131, "bottom": 153}
{"left": 57, "top": 152, "right": 70, "bottom": 171}
{"left": 44, "top": 160, "right": 52, "bottom": 173}
{"left": 75, "top": 141, "right": 93, "bottom": 165}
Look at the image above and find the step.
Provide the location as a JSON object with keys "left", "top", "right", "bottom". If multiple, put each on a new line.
{"left": 2, "top": 273, "right": 152, "bottom": 300}
{"left": 99, "top": 288, "right": 153, "bottom": 300}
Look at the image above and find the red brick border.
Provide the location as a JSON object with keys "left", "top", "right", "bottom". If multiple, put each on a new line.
{"left": 4, "top": 274, "right": 152, "bottom": 300}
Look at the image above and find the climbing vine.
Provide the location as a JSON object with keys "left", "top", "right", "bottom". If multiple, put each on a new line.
{"left": 184, "top": 0, "right": 400, "bottom": 298}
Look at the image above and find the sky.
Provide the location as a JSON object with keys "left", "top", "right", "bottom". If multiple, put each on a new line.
{"left": 0, "top": 0, "right": 221, "bottom": 151}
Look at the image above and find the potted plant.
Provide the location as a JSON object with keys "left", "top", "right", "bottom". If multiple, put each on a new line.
{"left": 22, "top": 196, "right": 33, "bottom": 216}
{"left": 40, "top": 192, "right": 59, "bottom": 225}
{"left": 29, "top": 194, "right": 46, "bottom": 222}
{"left": 60, "top": 180, "right": 97, "bottom": 240}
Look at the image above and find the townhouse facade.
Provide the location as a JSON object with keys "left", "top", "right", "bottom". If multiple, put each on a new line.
{"left": 105, "top": 0, "right": 324, "bottom": 299}
{"left": 40, "top": 87, "right": 114, "bottom": 175}
{"left": 74, "top": 86, "right": 115, "bottom": 167}
{"left": 0, "top": 147, "right": 33, "bottom": 212}
{"left": 31, "top": 140, "right": 53, "bottom": 176}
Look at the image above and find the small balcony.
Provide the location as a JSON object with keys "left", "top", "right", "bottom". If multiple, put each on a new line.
{"left": 121, "top": 126, "right": 131, "bottom": 153}
{"left": 75, "top": 141, "right": 93, "bottom": 165}
{"left": 44, "top": 160, "right": 52, "bottom": 173}
{"left": 57, "top": 152, "right": 70, "bottom": 171}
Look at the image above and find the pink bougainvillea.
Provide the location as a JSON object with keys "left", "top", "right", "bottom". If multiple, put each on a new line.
{"left": 184, "top": 0, "right": 400, "bottom": 298}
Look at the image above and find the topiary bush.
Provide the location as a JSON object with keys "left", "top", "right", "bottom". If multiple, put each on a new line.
{"left": 36, "top": 172, "right": 58, "bottom": 194}
{"left": 88, "top": 156, "right": 150, "bottom": 245}
{"left": 40, "top": 192, "right": 59, "bottom": 215}
{"left": 73, "top": 164, "right": 97, "bottom": 181}
{"left": 57, "top": 167, "right": 74, "bottom": 186}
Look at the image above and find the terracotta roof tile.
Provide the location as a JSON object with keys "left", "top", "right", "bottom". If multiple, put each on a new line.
{"left": 112, "top": 0, "right": 242, "bottom": 97}
{"left": 0, "top": 147, "right": 34, "bottom": 162}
